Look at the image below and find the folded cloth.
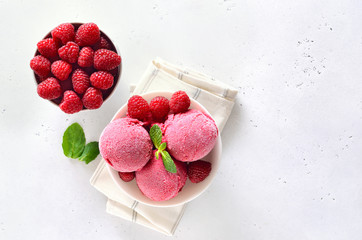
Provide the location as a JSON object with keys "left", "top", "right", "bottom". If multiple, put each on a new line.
{"left": 90, "top": 57, "right": 238, "bottom": 236}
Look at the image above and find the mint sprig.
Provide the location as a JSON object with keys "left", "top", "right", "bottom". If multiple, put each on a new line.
{"left": 62, "top": 123, "right": 100, "bottom": 164}
{"left": 159, "top": 142, "right": 166, "bottom": 151}
{"left": 149, "top": 124, "right": 177, "bottom": 173}
{"left": 160, "top": 150, "right": 177, "bottom": 173}
{"left": 149, "top": 124, "right": 162, "bottom": 148}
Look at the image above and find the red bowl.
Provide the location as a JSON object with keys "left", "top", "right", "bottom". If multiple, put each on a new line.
{"left": 33, "top": 23, "right": 121, "bottom": 109}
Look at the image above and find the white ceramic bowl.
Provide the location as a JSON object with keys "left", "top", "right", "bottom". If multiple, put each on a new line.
{"left": 103, "top": 91, "right": 222, "bottom": 207}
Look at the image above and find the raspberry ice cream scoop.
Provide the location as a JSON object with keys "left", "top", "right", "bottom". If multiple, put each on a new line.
{"left": 164, "top": 109, "right": 218, "bottom": 162}
{"left": 99, "top": 117, "right": 152, "bottom": 172}
{"left": 136, "top": 151, "right": 187, "bottom": 201}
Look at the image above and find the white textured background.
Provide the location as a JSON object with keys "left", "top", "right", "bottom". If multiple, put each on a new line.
{"left": 1, "top": 0, "right": 362, "bottom": 239}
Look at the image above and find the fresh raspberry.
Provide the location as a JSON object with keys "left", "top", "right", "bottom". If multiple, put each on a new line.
{"left": 78, "top": 47, "right": 94, "bottom": 67}
{"left": 51, "top": 60, "right": 72, "bottom": 81}
{"left": 37, "top": 77, "right": 62, "bottom": 100}
{"left": 59, "top": 90, "right": 83, "bottom": 114}
{"left": 75, "top": 23, "right": 100, "bottom": 47}
{"left": 82, "top": 87, "right": 103, "bottom": 109}
{"left": 169, "top": 90, "right": 191, "bottom": 113}
{"left": 187, "top": 160, "right": 212, "bottom": 183}
{"left": 30, "top": 55, "right": 51, "bottom": 78}
{"left": 58, "top": 41, "right": 79, "bottom": 63}
{"left": 94, "top": 37, "right": 111, "bottom": 50}
{"left": 90, "top": 71, "right": 114, "bottom": 90}
{"left": 72, "top": 69, "right": 90, "bottom": 94}
{"left": 149, "top": 96, "right": 170, "bottom": 121}
{"left": 93, "top": 49, "right": 121, "bottom": 71}
{"left": 37, "top": 38, "right": 58, "bottom": 58}
{"left": 127, "top": 95, "right": 150, "bottom": 121}
{"left": 51, "top": 23, "right": 75, "bottom": 45}
{"left": 118, "top": 171, "right": 135, "bottom": 182}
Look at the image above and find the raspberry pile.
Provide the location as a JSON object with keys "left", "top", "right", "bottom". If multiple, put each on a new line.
{"left": 119, "top": 91, "right": 212, "bottom": 184}
{"left": 30, "top": 22, "right": 121, "bottom": 114}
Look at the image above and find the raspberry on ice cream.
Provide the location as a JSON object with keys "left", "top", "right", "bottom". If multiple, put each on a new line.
{"left": 127, "top": 95, "right": 151, "bottom": 121}
{"left": 188, "top": 160, "right": 212, "bottom": 183}
{"left": 164, "top": 109, "right": 218, "bottom": 162}
{"left": 149, "top": 96, "right": 170, "bottom": 121}
{"left": 169, "top": 90, "right": 190, "bottom": 113}
{"left": 136, "top": 150, "right": 187, "bottom": 201}
{"left": 118, "top": 171, "right": 135, "bottom": 182}
{"left": 99, "top": 118, "right": 152, "bottom": 172}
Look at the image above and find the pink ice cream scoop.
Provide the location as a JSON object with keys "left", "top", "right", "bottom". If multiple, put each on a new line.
{"left": 136, "top": 151, "right": 187, "bottom": 201}
{"left": 99, "top": 117, "right": 152, "bottom": 172}
{"left": 164, "top": 109, "right": 218, "bottom": 162}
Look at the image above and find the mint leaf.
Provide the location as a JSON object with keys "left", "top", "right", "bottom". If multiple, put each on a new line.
{"left": 62, "top": 123, "right": 86, "bottom": 159}
{"left": 159, "top": 142, "right": 166, "bottom": 151}
{"left": 79, "top": 142, "right": 100, "bottom": 164}
{"left": 161, "top": 151, "right": 177, "bottom": 173}
{"left": 149, "top": 124, "right": 162, "bottom": 149}
{"left": 150, "top": 125, "right": 176, "bottom": 173}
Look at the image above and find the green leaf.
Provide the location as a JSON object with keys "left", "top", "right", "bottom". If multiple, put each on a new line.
{"left": 161, "top": 151, "right": 177, "bottom": 173}
{"left": 149, "top": 124, "right": 162, "bottom": 149}
{"left": 79, "top": 142, "right": 100, "bottom": 164}
{"left": 159, "top": 142, "right": 166, "bottom": 151}
{"left": 62, "top": 123, "right": 86, "bottom": 159}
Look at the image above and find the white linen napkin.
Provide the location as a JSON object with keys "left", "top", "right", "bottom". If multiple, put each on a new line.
{"left": 90, "top": 57, "right": 238, "bottom": 236}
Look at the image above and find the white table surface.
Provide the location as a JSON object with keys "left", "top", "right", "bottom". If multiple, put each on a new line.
{"left": 1, "top": 0, "right": 362, "bottom": 239}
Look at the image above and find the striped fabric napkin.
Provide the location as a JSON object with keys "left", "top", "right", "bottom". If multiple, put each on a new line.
{"left": 90, "top": 57, "right": 238, "bottom": 236}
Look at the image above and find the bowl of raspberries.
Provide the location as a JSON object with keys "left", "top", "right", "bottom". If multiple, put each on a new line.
{"left": 30, "top": 22, "right": 122, "bottom": 114}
